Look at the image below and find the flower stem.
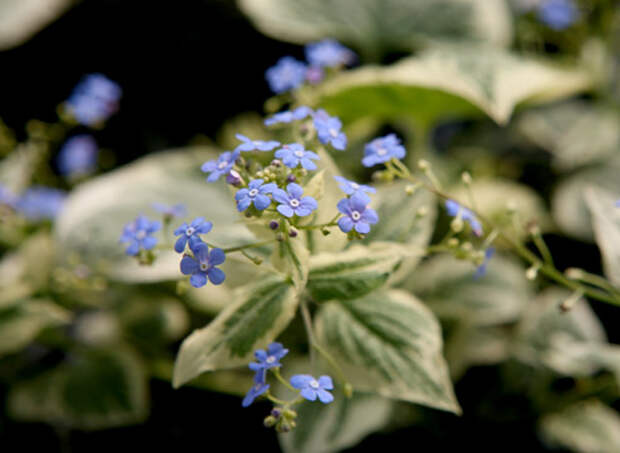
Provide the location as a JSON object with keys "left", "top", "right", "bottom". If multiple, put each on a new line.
{"left": 272, "top": 367, "right": 296, "bottom": 392}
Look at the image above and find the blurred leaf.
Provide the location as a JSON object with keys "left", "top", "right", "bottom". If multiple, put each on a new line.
{"left": 318, "top": 45, "right": 593, "bottom": 126}
{"left": 271, "top": 237, "right": 310, "bottom": 291}
{"left": 54, "top": 148, "right": 256, "bottom": 283}
{"left": 8, "top": 346, "right": 148, "bottom": 430}
{"left": 307, "top": 243, "right": 404, "bottom": 302}
{"left": 119, "top": 296, "right": 189, "bottom": 344}
{"left": 585, "top": 187, "right": 620, "bottom": 287}
{"left": 539, "top": 400, "right": 620, "bottom": 453}
{"left": 279, "top": 391, "right": 394, "bottom": 453}
{"left": 0, "top": 299, "right": 70, "bottom": 357}
{"left": 173, "top": 275, "right": 298, "bottom": 388}
{"left": 0, "top": 142, "right": 42, "bottom": 192}
{"left": 315, "top": 289, "right": 460, "bottom": 413}
{"left": 405, "top": 253, "right": 532, "bottom": 326}
{"left": 238, "top": 0, "right": 512, "bottom": 57}
{"left": 518, "top": 101, "right": 620, "bottom": 171}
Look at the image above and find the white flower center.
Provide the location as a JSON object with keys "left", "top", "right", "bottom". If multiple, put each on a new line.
{"left": 249, "top": 188, "right": 259, "bottom": 197}
{"left": 294, "top": 150, "right": 305, "bottom": 158}
{"left": 136, "top": 230, "right": 146, "bottom": 240}
{"left": 218, "top": 161, "right": 228, "bottom": 169}
{"left": 351, "top": 211, "right": 361, "bottom": 221}
{"left": 377, "top": 147, "right": 387, "bottom": 156}
{"left": 186, "top": 227, "right": 195, "bottom": 236}
{"left": 350, "top": 182, "right": 359, "bottom": 190}
{"left": 329, "top": 128, "right": 339, "bottom": 138}
{"left": 266, "top": 356, "right": 276, "bottom": 364}
{"left": 309, "top": 379, "right": 319, "bottom": 389}
{"left": 200, "top": 262, "right": 209, "bottom": 272}
{"left": 290, "top": 199, "right": 300, "bottom": 208}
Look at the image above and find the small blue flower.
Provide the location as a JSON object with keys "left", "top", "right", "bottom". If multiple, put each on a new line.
{"left": 273, "top": 183, "right": 318, "bottom": 218}
{"left": 15, "top": 187, "right": 66, "bottom": 221}
{"left": 333, "top": 176, "right": 376, "bottom": 196}
{"left": 119, "top": 215, "right": 161, "bottom": 256}
{"left": 242, "top": 381, "right": 270, "bottom": 408}
{"left": 337, "top": 192, "right": 379, "bottom": 234}
{"left": 474, "top": 247, "right": 495, "bottom": 279}
{"left": 264, "top": 106, "right": 313, "bottom": 126}
{"left": 0, "top": 184, "right": 17, "bottom": 207}
{"left": 66, "top": 73, "right": 122, "bottom": 126}
{"left": 180, "top": 241, "right": 226, "bottom": 288}
{"left": 152, "top": 202, "right": 187, "bottom": 218}
{"left": 275, "top": 144, "right": 320, "bottom": 170}
{"left": 537, "top": 0, "right": 578, "bottom": 30}
{"left": 248, "top": 342, "right": 289, "bottom": 384}
{"left": 362, "top": 134, "right": 406, "bottom": 167}
{"left": 313, "top": 109, "right": 347, "bottom": 150}
{"left": 265, "top": 56, "right": 307, "bottom": 94}
{"left": 57, "top": 135, "right": 98, "bottom": 177}
{"left": 235, "top": 134, "right": 280, "bottom": 152}
{"left": 445, "top": 199, "right": 483, "bottom": 236}
{"left": 201, "top": 150, "right": 240, "bottom": 182}
{"left": 305, "top": 66, "right": 325, "bottom": 85}
{"left": 305, "top": 39, "right": 355, "bottom": 68}
{"left": 290, "top": 374, "right": 334, "bottom": 403}
{"left": 235, "top": 179, "right": 277, "bottom": 212}
{"left": 173, "top": 217, "right": 213, "bottom": 253}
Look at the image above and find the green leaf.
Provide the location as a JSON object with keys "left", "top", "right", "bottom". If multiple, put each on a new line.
{"left": 54, "top": 148, "right": 256, "bottom": 283}
{"left": 0, "top": 299, "right": 71, "bottom": 357}
{"left": 271, "top": 237, "right": 310, "bottom": 290}
{"left": 238, "top": 0, "right": 512, "bottom": 57}
{"left": 405, "top": 253, "right": 532, "bottom": 326}
{"left": 585, "top": 187, "right": 620, "bottom": 287}
{"left": 318, "top": 44, "right": 593, "bottom": 126}
{"left": 539, "top": 400, "right": 620, "bottom": 453}
{"left": 118, "top": 295, "right": 189, "bottom": 343}
{"left": 307, "top": 243, "right": 404, "bottom": 302}
{"left": 173, "top": 275, "right": 298, "bottom": 387}
{"left": 7, "top": 346, "right": 148, "bottom": 430}
{"left": 279, "top": 391, "right": 394, "bottom": 453}
{"left": 314, "top": 289, "right": 460, "bottom": 413}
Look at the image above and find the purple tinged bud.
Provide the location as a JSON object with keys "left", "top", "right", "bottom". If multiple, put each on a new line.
{"left": 271, "top": 159, "right": 282, "bottom": 167}
{"left": 286, "top": 174, "right": 296, "bottom": 183}
{"left": 226, "top": 170, "right": 243, "bottom": 186}
{"left": 289, "top": 228, "right": 298, "bottom": 238}
{"left": 269, "top": 221, "right": 279, "bottom": 230}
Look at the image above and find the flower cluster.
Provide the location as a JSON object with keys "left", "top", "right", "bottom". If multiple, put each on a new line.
{"left": 65, "top": 73, "right": 122, "bottom": 126}
{"left": 362, "top": 134, "right": 406, "bottom": 167}
{"left": 119, "top": 215, "right": 161, "bottom": 256}
{"left": 335, "top": 176, "right": 378, "bottom": 235}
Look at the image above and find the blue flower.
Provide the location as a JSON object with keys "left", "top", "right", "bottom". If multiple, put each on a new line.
{"left": 337, "top": 192, "right": 379, "bottom": 234}
{"left": 474, "top": 247, "right": 495, "bottom": 279}
{"left": 152, "top": 202, "right": 187, "bottom": 218}
{"left": 264, "top": 106, "right": 313, "bottom": 126}
{"left": 235, "top": 134, "right": 280, "bottom": 152}
{"left": 265, "top": 56, "right": 307, "bottom": 94}
{"left": 537, "top": 0, "right": 578, "bottom": 30}
{"left": 173, "top": 217, "right": 213, "bottom": 253}
{"left": 445, "top": 199, "right": 483, "bottom": 236}
{"left": 235, "top": 179, "right": 277, "bottom": 212}
{"left": 180, "top": 241, "right": 226, "bottom": 288}
{"left": 313, "top": 110, "right": 347, "bottom": 150}
{"left": 15, "top": 187, "right": 66, "bottom": 221}
{"left": 119, "top": 215, "right": 161, "bottom": 256}
{"left": 57, "top": 135, "right": 98, "bottom": 177}
{"left": 66, "top": 73, "right": 122, "bottom": 126}
{"left": 248, "top": 342, "right": 289, "bottom": 384}
{"left": 306, "top": 66, "right": 325, "bottom": 85}
{"left": 305, "top": 39, "right": 355, "bottom": 68}
{"left": 290, "top": 374, "right": 334, "bottom": 403}
{"left": 362, "top": 134, "right": 406, "bottom": 167}
{"left": 273, "top": 183, "right": 318, "bottom": 218}
{"left": 275, "top": 144, "right": 320, "bottom": 170}
{"left": 201, "top": 150, "right": 240, "bottom": 182}
{"left": 0, "top": 184, "right": 17, "bottom": 207}
{"left": 242, "top": 381, "right": 270, "bottom": 408}
{"left": 334, "top": 176, "right": 376, "bottom": 196}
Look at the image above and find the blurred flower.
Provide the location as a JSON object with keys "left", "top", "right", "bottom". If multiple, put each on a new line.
{"left": 201, "top": 150, "right": 240, "bottom": 182}
{"left": 119, "top": 215, "right": 161, "bottom": 256}
{"left": 15, "top": 187, "right": 66, "bottom": 221}
{"left": 333, "top": 176, "right": 376, "bottom": 196}
{"left": 305, "top": 66, "right": 325, "bottom": 84}
{"left": 248, "top": 342, "right": 289, "bottom": 383}
{"left": 242, "top": 381, "right": 270, "bottom": 407}
{"left": 180, "top": 241, "right": 226, "bottom": 288}
{"left": 264, "top": 106, "right": 313, "bottom": 126}
{"left": 66, "top": 73, "right": 122, "bottom": 126}
{"left": 173, "top": 217, "right": 213, "bottom": 253}
{"left": 57, "top": 135, "right": 98, "bottom": 177}
{"left": 313, "top": 109, "right": 347, "bottom": 150}
{"left": 362, "top": 134, "right": 406, "bottom": 167}
{"left": 235, "top": 179, "right": 277, "bottom": 212}
{"left": 275, "top": 143, "right": 320, "bottom": 170}
{"left": 305, "top": 39, "right": 355, "bottom": 68}
{"left": 265, "top": 56, "right": 307, "bottom": 93}
{"left": 273, "top": 183, "right": 318, "bottom": 218}
{"left": 537, "top": 0, "right": 578, "bottom": 30}
{"left": 337, "top": 192, "right": 378, "bottom": 234}
{"left": 0, "top": 184, "right": 17, "bottom": 207}
{"left": 445, "top": 200, "right": 483, "bottom": 236}
{"left": 235, "top": 134, "right": 280, "bottom": 152}
{"left": 152, "top": 203, "right": 187, "bottom": 218}
{"left": 290, "top": 374, "right": 334, "bottom": 403}
{"left": 474, "top": 247, "right": 495, "bottom": 279}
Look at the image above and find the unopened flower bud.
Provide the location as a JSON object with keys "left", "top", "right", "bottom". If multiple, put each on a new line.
{"left": 264, "top": 416, "right": 277, "bottom": 428}
{"left": 447, "top": 238, "right": 459, "bottom": 248}
{"left": 461, "top": 171, "right": 472, "bottom": 185}
{"left": 416, "top": 207, "right": 428, "bottom": 218}
{"left": 460, "top": 242, "right": 473, "bottom": 252}
{"left": 405, "top": 184, "right": 416, "bottom": 196}
{"left": 226, "top": 170, "right": 243, "bottom": 187}
{"left": 565, "top": 268, "right": 583, "bottom": 280}
{"left": 559, "top": 291, "right": 582, "bottom": 313}
{"left": 289, "top": 228, "right": 298, "bottom": 238}
{"left": 525, "top": 265, "right": 539, "bottom": 280}
{"left": 286, "top": 174, "right": 296, "bottom": 183}
{"left": 276, "top": 233, "right": 285, "bottom": 242}
{"left": 451, "top": 217, "right": 464, "bottom": 233}
{"left": 271, "top": 408, "right": 282, "bottom": 418}
{"left": 321, "top": 227, "right": 331, "bottom": 236}
{"left": 283, "top": 409, "right": 297, "bottom": 419}
{"left": 271, "top": 159, "right": 282, "bottom": 168}
{"left": 269, "top": 221, "right": 279, "bottom": 230}
{"left": 417, "top": 159, "right": 430, "bottom": 171}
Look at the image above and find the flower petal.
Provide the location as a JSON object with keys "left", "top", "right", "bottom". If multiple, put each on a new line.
{"left": 190, "top": 272, "right": 208, "bottom": 288}
{"left": 209, "top": 248, "right": 226, "bottom": 265}
{"left": 180, "top": 256, "right": 199, "bottom": 275}
{"left": 207, "top": 267, "right": 226, "bottom": 285}
{"left": 174, "top": 235, "right": 188, "bottom": 253}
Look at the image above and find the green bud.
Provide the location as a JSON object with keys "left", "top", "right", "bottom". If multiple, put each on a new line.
{"left": 461, "top": 171, "right": 472, "bottom": 185}
{"left": 525, "top": 265, "right": 539, "bottom": 281}
{"left": 321, "top": 227, "right": 331, "bottom": 236}
{"left": 344, "top": 382, "right": 354, "bottom": 398}
{"left": 283, "top": 409, "right": 297, "bottom": 419}
{"left": 447, "top": 238, "right": 459, "bottom": 248}
{"left": 405, "top": 184, "right": 416, "bottom": 195}
{"left": 450, "top": 217, "right": 464, "bottom": 233}
{"left": 264, "top": 416, "right": 277, "bottom": 428}
{"left": 417, "top": 159, "right": 430, "bottom": 171}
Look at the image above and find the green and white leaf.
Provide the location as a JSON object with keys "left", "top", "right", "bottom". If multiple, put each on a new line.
{"left": 314, "top": 289, "right": 460, "bottom": 413}
{"left": 318, "top": 44, "right": 593, "bottom": 126}
{"left": 405, "top": 253, "right": 532, "bottom": 326}
{"left": 539, "top": 400, "right": 620, "bottom": 453}
{"left": 54, "top": 148, "right": 255, "bottom": 283}
{"left": 7, "top": 346, "right": 148, "bottom": 430}
{"left": 271, "top": 237, "right": 310, "bottom": 291}
{"left": 173, "top": 275, "right": 298, "bottom": 387}
{"left": 307, "top": 243, "right": 405, "bottom": 302}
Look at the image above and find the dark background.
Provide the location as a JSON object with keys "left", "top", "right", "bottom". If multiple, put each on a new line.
{"left": 0, "top": 1, "right": 609, "bottom": 451}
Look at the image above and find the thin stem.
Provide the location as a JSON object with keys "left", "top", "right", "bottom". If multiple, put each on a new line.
{"left": 300, "top": 299, "right": 317, "bottom": 369}
{"left": 219, "top": 239, "right": 276, "bottom": 254}
{"left": 265, "top": 391, "right": 289, "bottom": 406}
{"left": 272, "top": 367, "right": 296, "bottom": 393}
{"left": 531, "top": 230, "right": 554, "bottom": 267}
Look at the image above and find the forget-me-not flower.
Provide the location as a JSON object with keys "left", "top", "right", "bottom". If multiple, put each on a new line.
{"left": 173, "top": 217, "right": 213, "bottom": 253}
{"left": 235, "top": 134, "right": 280, "bottom": 152}
{"left": 445, "top": 199, "right": 483, "bottom": 236}
{"left": 333, "top": 176, "right": 376, "bottom": 196}
{"left": 474, "top": 247, "right": 495, "bottom": 279}
{"left": 264, "top": 106, "right": 313, "bottom": 126}
{"left": 248, "top": 342, "right": 289, "bottom": 384}
{"left": 290, "top": 374, "right": 334, "bottom": 403}
{"left": 537, "top": 0, "right": 578, "bottom": 30}
{"left": 362, "top": 134, "right": 406, "bottom": 167}
{"left": 57, "top": 135, "right": 98, "bottom": 176}
{"left": 235, "top": 179, "right": 277, "bottom": 212}
{"left": 275, "top": 144, "right": 319, "bottom": 170}
{"left": 152, "top": 202, "right": 187, "bottom": 218}
{"left": 119, "top": 215, "right": 161, "bottom": 256}
{"left": 337, "top": 192, "right": 379, "bottom": 234}
{"left": 66, "top": 73, "right": 122, "bottom": 126}
{"left": 305, "top": 39, "right": 355, "bottom": 68}
{"left": 15, "top": 187, "right": 66, "bottom": 221}
{"left": 313, "top": 110, "right": 347, "bottom": 150}
{"left": 242, "top": 381, "right": 270, "bottom": 407}
{"left": 273, "top": 183, "right": 318, "bottom": 218}
{"left": 180, "top": 241, "right": 226, "bottom": 288}
{"left": 201, "top": 150, "right": 240, "bottom": 182}
{"left": 265, "top": 56, "right": 307, "bottom": 94}
{"left": 0, "top": 184, "right": 17, "bottom": 207}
